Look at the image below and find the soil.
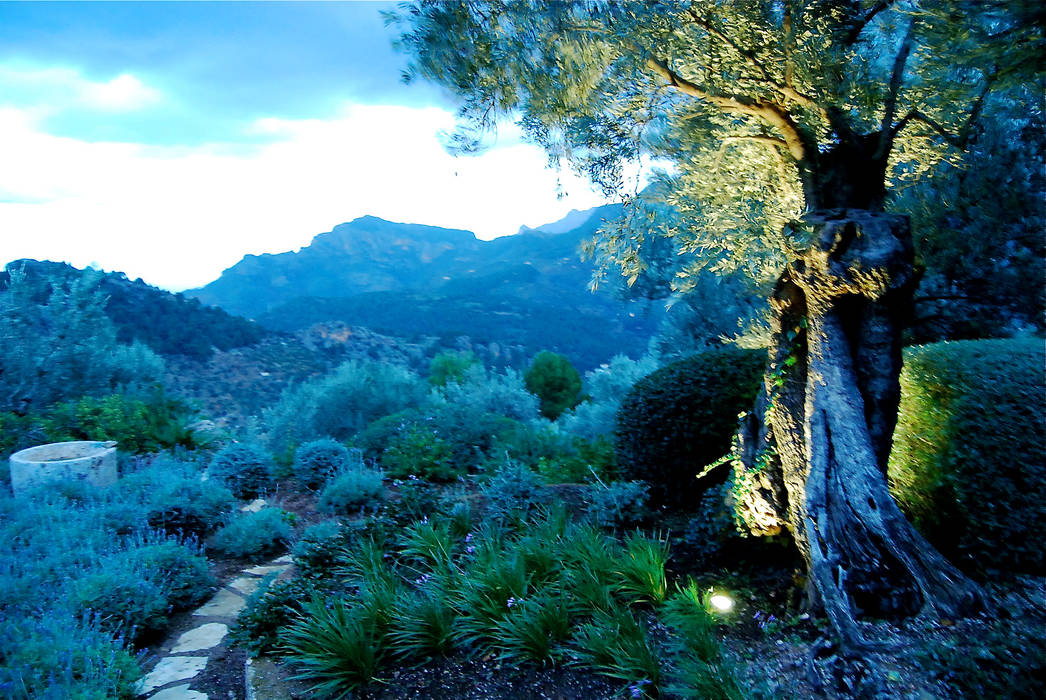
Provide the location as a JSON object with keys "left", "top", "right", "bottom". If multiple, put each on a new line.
{"left": 144, "top": 482, "right": 1046, "bottom": 700}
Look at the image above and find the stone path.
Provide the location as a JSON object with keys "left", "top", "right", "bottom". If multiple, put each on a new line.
{"left": 135, "top": 553, "right": 293, "bottom": 699}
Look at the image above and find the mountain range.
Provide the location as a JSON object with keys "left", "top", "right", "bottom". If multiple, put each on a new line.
{"left": 187, "top": 206, "right": 661, "bottom": 369}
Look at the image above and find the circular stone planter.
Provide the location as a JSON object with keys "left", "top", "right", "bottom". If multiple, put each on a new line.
{"left": 9, "top": 440, "right": 118, "bottom": 496}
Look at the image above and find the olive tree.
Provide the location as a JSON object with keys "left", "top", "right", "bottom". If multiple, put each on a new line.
{"left": 391, "top": 0, "right": 1043, "bottom": 649}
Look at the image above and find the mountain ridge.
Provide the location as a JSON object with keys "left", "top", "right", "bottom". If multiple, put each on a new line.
{"left": 186, "top": 204, "right": 658, "bottom": 369}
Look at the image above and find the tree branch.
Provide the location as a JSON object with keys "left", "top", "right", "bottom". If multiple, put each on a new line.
{"left": 685, "top": 9, "right": 828, "bottom": 122}
{"left": 893, "top": 72, "right": 997, "bottom": 150}
{"left": 876, "top": 18, "right": 915, "bottom": 159}
{"left": 645, "top": 56, "right": 809, "bottom": 162}
{"left": 844, "top": 1, "right": 899, "bottom": 45}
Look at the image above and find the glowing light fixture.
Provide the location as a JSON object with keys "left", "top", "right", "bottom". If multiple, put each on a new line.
{"left": 709, "top": 592, "right": 734, "bottom": 613}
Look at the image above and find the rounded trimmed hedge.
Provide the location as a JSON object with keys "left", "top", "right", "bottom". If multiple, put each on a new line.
{"left": 614, "top": 346, "right": 765, "bottom": 507}
{"left": 208, "top": 442, "right": 275, "bottom": 500}
{"left": 888, "top": 336, "right": 1045, "bottom": 576}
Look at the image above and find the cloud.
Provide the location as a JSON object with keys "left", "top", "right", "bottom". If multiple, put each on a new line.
{"left": 0, "top": 64, "right": 162, "bottom": 115}
{"left": 0, "top": 103, "right": 616, "bottom": 291}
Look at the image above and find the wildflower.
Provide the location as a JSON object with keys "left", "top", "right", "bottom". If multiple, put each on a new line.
{"left": 465, "top": 545, "right": 476, "bottom": 554}
{"left": 507, "top": 597, "right": 517, "bottom": 608}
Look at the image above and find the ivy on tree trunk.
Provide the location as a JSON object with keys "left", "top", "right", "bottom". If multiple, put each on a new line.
{"left": 734, "top": 210, "right": 986, "bottom": 651}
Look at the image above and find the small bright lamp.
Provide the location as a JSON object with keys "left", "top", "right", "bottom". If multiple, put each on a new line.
{"left": 709, "top": 592, "right": 734, "bottom": 613}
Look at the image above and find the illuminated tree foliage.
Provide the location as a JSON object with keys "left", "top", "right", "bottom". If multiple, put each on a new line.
{"left": 392, "top": 0, "right": 1043, "bottom": 649}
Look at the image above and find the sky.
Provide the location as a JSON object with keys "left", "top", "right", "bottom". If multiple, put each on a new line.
{"left": 0, "top": 1, "right": 623, "bottom": 291}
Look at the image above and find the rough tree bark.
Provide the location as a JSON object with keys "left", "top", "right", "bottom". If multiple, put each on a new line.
{"left": 734, "top": 210, "right": 986, "bottom": 652}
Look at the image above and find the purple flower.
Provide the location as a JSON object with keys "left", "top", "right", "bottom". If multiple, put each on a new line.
{"left": 507, "top": 597, "right": 517, "bottom": 608}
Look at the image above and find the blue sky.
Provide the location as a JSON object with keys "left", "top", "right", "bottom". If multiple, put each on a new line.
{"left": 0, "top": 1, "right": 622, "bottom": 290}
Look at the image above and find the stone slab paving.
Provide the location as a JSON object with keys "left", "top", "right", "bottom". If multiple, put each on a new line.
{"left": 171, "top": 623, "right": 229, "bottom": 654}
{"left": 140, "top": 541, "right": 293, "bottom": 698}
{"left": 136, "top": 657, "right": 209, "bottom": 695}
{"left": 228, "top": 576, "right": 262, "bottom": 596}
{"left": 149, "top": 685, "right": 209, "bottom": 700}
{"left": 192, "top": 589, "right": 247, "bottom": 617}
{"left": 244, "top": 564, "right": 291, "bottom": 576}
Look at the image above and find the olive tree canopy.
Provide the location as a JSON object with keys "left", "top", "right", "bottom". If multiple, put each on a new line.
{"left": 391, "top": 0, "right": 1043, "bottom": 650}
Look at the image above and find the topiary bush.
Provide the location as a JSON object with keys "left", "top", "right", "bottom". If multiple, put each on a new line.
{"left": 294, "top": 438, "right": 355, "bottom": 489}
{"left": 208, "top": 441, "right": 276, "bottom": 499}
{"left": 614, "top": 347, "right": 764, "bottom": 508}
{"left": 888, "top": 337, "right": 1046, "bottom": 575}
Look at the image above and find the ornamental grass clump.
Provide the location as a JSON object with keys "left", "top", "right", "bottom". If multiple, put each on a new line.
{"left": 281, "top": 596, "right": 387, "bottom": 697}
{"left": 660, "top": 581, "right": 745, "bottom": 700}
{"left": 387, "top": 586, "right": 458, "bottom": 660}
{"left": 616, "top": 531, "right": 670, "bottom": 605}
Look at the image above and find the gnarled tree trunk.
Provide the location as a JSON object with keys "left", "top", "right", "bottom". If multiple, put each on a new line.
{"left": 734, "top": 210, "right": 985, "bottom": 652}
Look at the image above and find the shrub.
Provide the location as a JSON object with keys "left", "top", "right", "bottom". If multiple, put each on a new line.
{"left": 681, "top": 482, "right": 740, "bottom": 566}
{"left": 379, "top": 422, "right": 459, "bottom": 482}
{"left": 318, "top": 468, "right": 385, "bottom": 514}
{"left": 428, "top": 350, "right": 479, "bottom": 387}
{"left": 888, "top": 337, "right": 1046, "bottom": 575}
{"left": 0, "top": 614, "right": 141, "bottom": 699}
{"left": 293, "top": 520, "right": 349, "bottom": 578}
{"left": 233, "top": 576, "right": 324, "bottom": 656}
{"left": 130, "top": 540, "right": 215, "bottom": 611}
{"left": 208, "top": 441, "right": 275, "bottom": 499}
{"left": 559, "top": 354, "right": 658, "bottom": 440}
{"left": 439, "top": 364, "right": 540, "bottom": 423}
{"left": 480, "top": 460, "right": 548, "bottom": 522}
{"left": 615, "top": 347, "right": 764, "bottom": 507}
{"left": 43, "top": 390, "right": 197, "bottom": 454}
{"left": 586, "top": 480, "right": 649, "bottom": 530}
{"left": 143, "top": 474, "right": 236, "bottom": 539}
{"left": 210, "top": 507, "right": 293, "bottom": 559}
{"left": 525, "top": 351, "right": 583, "bottom": 420}
{"left": 73, "top": 566, "right": 170, "bottom": 645}
{"left": 262, "top": 360, "right": 426, "bottom": 455}
{"left": 293, "top": 438, "right": 354, "bottom": 489}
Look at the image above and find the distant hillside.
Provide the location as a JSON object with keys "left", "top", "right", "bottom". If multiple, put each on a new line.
{"left": 188, "top": 206, "right": 660, "bottom": 369}
{"left": 1, "top": 259, "right": 267, "bottom": 359}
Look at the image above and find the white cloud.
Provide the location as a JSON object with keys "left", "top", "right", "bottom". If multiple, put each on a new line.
{"left": 0, "top": 103, "right": 618, "bottom": 291}
{"left": 79, "top": 73, "right": 161, "bottom": 111}
{"left": 0, "top": 64, "right": 161, "bottom": 114}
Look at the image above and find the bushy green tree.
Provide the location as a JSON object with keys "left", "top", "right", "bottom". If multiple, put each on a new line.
{"left": 0, "top": 268, "right": 164, "bottom": 414}
{"left": 428, "top": 350, "right": 479, "bottom": 387}
{"left": 392, "top": 0, "right": 1042, "bottom": 645}
{"left": 559, "top": 354, "right": 657, "bottom": 440}
{"left": 262, "top": 360, "right": 427, "bottom": 456}
{"left": 524, "top": 351, "right": 583, "bottom": 420}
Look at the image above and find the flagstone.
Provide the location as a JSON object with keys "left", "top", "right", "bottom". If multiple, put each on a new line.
{"left": 135, "top": 657, "right": 207, "bottom": 695}
{"left": 149, "top": 684, "right": 209, "bottom": 699}
{"left": 193, "top": 589, "right": 246, "bottom": 617}
{"left": 171, "top": 623, "right": 228, "bottom": 654}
